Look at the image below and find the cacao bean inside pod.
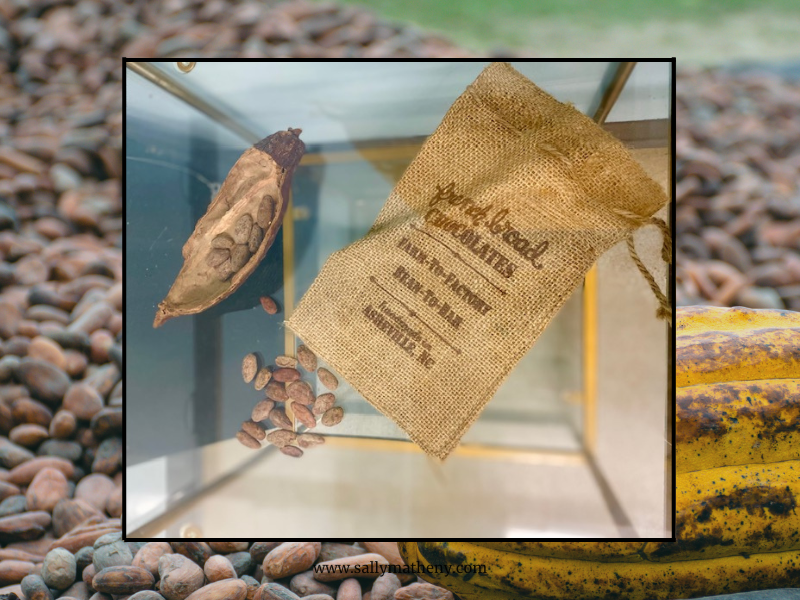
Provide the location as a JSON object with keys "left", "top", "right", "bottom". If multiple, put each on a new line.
{"left": 232, "top": 214, "right": 253, "bottom": 245}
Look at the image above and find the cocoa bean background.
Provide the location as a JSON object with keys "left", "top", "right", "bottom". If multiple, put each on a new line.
{"left": 0, "top": 541, "right": 455, "bottom": 600}
{"left": 677, "top": 67, "right": 800, "bottom": 310}
{"left": 2, "top": 0, "right": 123, "bottom": 566}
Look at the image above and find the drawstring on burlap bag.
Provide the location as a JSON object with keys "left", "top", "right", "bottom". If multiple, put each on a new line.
{"left": 612, "top": 207, "right": 672, "bottom": 325}
{"left": 542, "top": 139, "right": 672, "bottom": 325}
{"left": 287, "top": 62, "right": 671, "bottom": 460}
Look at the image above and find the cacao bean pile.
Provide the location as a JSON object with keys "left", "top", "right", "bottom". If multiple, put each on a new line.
{"left": 1, "top": 541, "right": 455, "bottom": 600}
{"left": 238, "top": 339, "right": 345, "bottom": 458}
{"left": 1, "top": 0, "right": 123, "bottom": 577}
{"left": 677, "top": 67, "right": 800, "bottom": 310}
{"left": 122, "top": 0, "right": 479, "bottom": 58}
{"left": 2, "top": 0, "right": 519, "bottom": 62}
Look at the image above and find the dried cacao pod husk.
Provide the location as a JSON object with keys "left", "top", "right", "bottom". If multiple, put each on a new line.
{"left": 153, "top": 128, "right": 305, "bottom": 327}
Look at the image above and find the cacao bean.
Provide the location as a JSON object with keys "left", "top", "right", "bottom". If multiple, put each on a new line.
{"left": 159, "top": 554, "right": 205, "bottom": 600}
{"left": 262, "top": 542, "right": 321, "bottom": 579}
{"left": 233, "top": 214, "right": 254, "bottom": 244}
{"left": 296, "top": 345, "right": 317, "bottom": 372}
{"left": 265, "top": 430, "right": 296, "bottom": 448}
{"left": 242, "top": 354, "right": 259, "bottom": 383}
{"left": 211, "top": 234, "right": 235, "bottom": 249}
{"left": 227, "top": 552, "right": 254, "bottom": 577}
{"left": 256, "top": 197, "right": 276, "bottom": 229}
{"left": 394, "top": 583, "right": 453, "bottom": 600}
{"left": 204, "top": 555, "right": 237, "bottom": 582}
{"left": 312, "top": 393, "right": 335, "bottom": 416}
{"left": 132, "top": 543, "right": 173, "bottom": 578}
{"left": 265, "top": 382, "right": 288, "bottom": 402}
{"left": 42, "top": 548, "right": 77, "bottom": 590}
{"left": 370, "top": 573, "right": 401, "bottom": 600}
{"left": 317, "top": 368, "right": 338, "bottom": 390}
{"left": 275, "top": 356, "right": 297, "bottom": 368}
{"left": 289, "top": 572, "right": 336, "bottom": 597}
{"left": 260, "top": 296, "right": 279, "bottom": 315}
{"left": 230, "top": 244, "right": 251, "bottom": 271}
{"left": 22, "top": 574, "right": 54, "bottom": 600}
{"left": 256, "top": 582, "right": 300, "bottom": 600}
{"left": 297, "top": 433, "right": 324, "bottom": 448}
{"left": 248, "top": 224, "right": 264, "bottom": 253}
{"left": 0, "top": 560, "right": 36, "bottom": 585}
{"left": 291, "top": 403, "right": 316, "bottom": 429}
{"left": 269, "top": 408, "right": 292, "bottom": 430}
{"left": 241, "top": 420, "right": 266, "bottom": 441}
{"left": 216, "top": 259, "right": 236, "bottom": 281}
{"left": 184, "top": 579, "right": 247, "bottom": 600}
{"left": 286, "top": 381, "right": 314, "bottom": 405}
{"left": 236, "top": 430, "right": 260, "bottom": 450}
{"left": 273, "top": 368, "right": 300, "bottom": 383}
{"left": 254, "top": 368, "right": 272, "bottom": 391}
{"left": 337, "top": 579, "right": 360, "bottom": 600}
{"left": 279, "top": 446, "right": 303, "bottom": 458}
{"left": 320, "top": 407, "right": 343, "bottom": 427}
{"left": 91, "top": 566, "right": 154, "bottom": 595}
{"left": 26, "top": 467, "right": 69, "bottom": 512}
{"left": 205, "top": 248, "right": 230, "bottom": 268}
{"left": 252, "top": 400, "right": 275, "bottom": 422}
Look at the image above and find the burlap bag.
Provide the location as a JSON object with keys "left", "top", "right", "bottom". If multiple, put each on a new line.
{"left": 288, "top": 62, "right": 670, "bottom": 459}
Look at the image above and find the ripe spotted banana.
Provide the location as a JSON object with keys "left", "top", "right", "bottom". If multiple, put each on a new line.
{"left": 677, "top": 304, "right": 800, "bottom": 334}
{"left": 648, "top": 459, "right": 800, "bottom": 562}
{"left": 470, "top": 542, "right": 645, "bottom": 562}
{"left": 677, "top": 306, "right": 800, "bottom": 387}
{"left": 677, "top": 378, "right": 800, "bottom": 473}
{"left": 399, "top": 542, "right": 800, "bottom": 600}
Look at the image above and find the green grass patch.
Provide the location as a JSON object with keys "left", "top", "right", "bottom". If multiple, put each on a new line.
{"left": 324, "top": 0, "right": 800, "bottom": 51}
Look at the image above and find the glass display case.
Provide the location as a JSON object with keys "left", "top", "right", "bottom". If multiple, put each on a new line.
{"left": 125, "top": 61, "right": 673, "bottom": 537}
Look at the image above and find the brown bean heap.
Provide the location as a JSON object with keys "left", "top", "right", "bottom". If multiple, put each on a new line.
{"left": 237, "top": 344, "right": 346, "bottom": 457}
{"left": 0, "top": 0, "right": 125, "bottom": 568}
{"left": 0, "top": 275, "right": 123, "bottom": 563}
{"left": 0, "top": 94, "right": 121, "bottom": 591}
{"left": 1, "top": 541, "right": 454, "bottom": 600}
{"left": 677, "top": 68, "right": 800, "bottom": 310}
{"left": 118, "top": 1, "right": 487, "bottom": 59}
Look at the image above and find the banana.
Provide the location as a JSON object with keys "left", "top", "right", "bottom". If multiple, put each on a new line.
{"left": 677, "top": 307, "right": 800, "bottom": 388}
{"left": 470, "top": 542, "right": 645, "bottom": 562}
{"left": 677, "top": 326, "right": 800, "bottom": 387}
{"left": 677, "top": 305, "right": 800, "bottom": 336}
{"left": 677, "top": 378, "right": 800, "bottom": 474}
{"left": 400, "top": 542, "right": 800, "bottom": 600}
{"left": 645, "top": 460, "right": 800, "bottom": 562}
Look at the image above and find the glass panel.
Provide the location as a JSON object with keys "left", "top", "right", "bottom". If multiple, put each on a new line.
{"left": 126, "top": 61, "right": 671, "bottom": 535}
{"left": 606, "top": 61, "right": 671, "bottom": 122}
{"left": 146, "top": 61, "right": 616, "bottom": 145}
